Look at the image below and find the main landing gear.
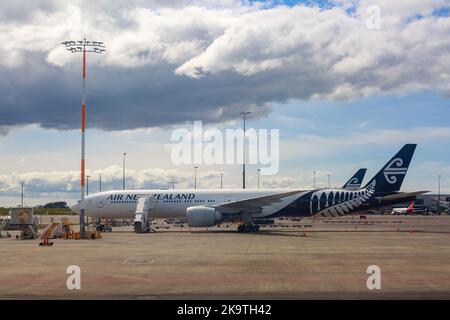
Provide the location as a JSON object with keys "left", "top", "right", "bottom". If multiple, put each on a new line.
{"left": 237, "top": 223, "right": 260, "bottom": 233}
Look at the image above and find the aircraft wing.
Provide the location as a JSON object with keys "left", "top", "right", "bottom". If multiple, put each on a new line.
{"left": 213, "top": 190, "right": 306, "bottom": 214}
{"left": 376, "top": 191, "right": 429, "bottom": 202}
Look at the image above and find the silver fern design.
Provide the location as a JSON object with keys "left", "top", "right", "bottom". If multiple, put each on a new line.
{"left": 383, "top": 157, "right": 407, "bottom": 184}
{"left": 310, "top": 181, "right": 376, "bottom": 218}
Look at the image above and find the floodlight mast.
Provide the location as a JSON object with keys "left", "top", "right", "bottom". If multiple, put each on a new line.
{"left": 61, "top": 38, "right": 105, "bottom": 239}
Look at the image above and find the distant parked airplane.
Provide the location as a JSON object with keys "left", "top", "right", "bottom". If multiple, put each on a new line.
{"left": 391, "top": 201, "right": 415, "bottom": 215}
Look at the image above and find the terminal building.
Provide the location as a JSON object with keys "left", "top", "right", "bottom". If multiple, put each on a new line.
{"left": 415, "top": 194, "right": 450, "bottom": 214}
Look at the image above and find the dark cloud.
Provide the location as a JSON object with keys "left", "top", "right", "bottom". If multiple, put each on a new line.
{"left": 1, "top": 52, "right": 324, "bottom": 132}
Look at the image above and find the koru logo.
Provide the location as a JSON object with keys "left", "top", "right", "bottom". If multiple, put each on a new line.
{"left": 383, "top": 158, "right": 407, "bottom": 184}
{"left": 347, "top": 177, "right": 359, "bottom": 187}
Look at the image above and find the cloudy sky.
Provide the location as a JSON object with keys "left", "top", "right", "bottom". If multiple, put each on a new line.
{"left": 0, "top": 0, "right": 449, "bottom": 206}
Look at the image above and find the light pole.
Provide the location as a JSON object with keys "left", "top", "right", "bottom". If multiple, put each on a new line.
{"left": 313, "top": 171, "right": 317, "bottom": 188}
{"left": 99, "top": 173, "right": 102, "bottom": 192}
{"left": 438, "top": 174, "right": 442, "bottom": 215}
{"left": 240, "top": 111, "right": 251, "bottom": 189}
{"left": 122, "top": 152, "right": 127, "bottom": 190}
{"left": 327, "top": 174, "right": 331, "bottom": 188}
{"left": 62, "top": 39, "right": 106, "bottom": 239}
{"left": 220, "top": 173, "right": 223, "bottom": 189}
{"left": 20, "top": 181, "right": 25, "bottom": 207}
{"left": 169, "top": 181, "right": 176, "bottom": 189}
{"left": 194, "top": 166, "right": 198, "bottom": 189}
{"left": 257, "top": 168, "right": 261, "bottom": 189}
{"left": 86, "top": 175, "right": 90, "bottom": 195}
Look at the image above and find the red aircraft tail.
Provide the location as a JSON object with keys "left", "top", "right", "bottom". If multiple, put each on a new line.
{"left": 407, "top": 201, "right": 415, "bottom": 214}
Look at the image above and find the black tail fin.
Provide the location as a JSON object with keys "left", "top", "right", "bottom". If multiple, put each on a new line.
{"left": 342, "top": 168, "right": 367, "bottom": 189}
{"left": 363, "top": 144, "right": 417, "bottom": 193}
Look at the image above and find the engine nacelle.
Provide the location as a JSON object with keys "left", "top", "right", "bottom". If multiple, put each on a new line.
{"left": 186, "top": 206, "right": 222, "bottom": 227}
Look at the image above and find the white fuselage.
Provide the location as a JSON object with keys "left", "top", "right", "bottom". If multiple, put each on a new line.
{"left": 71, "top": 189, "right": 300, "bottom": 219}
{"left": 391, "top": 207, "right": 411, "bottom": 214}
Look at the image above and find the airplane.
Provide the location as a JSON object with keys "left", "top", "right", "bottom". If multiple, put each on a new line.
{"left": 391, "top": 201, "right": 415, "bottom": 215}
{"left": 69, "top": 168, "right": 368, "bottom": 231}
{"left": 342, "top": 168, "right": 367, "bottom": 190}
{"left": 71, "top": 144, "right": 427, "bottom": 233}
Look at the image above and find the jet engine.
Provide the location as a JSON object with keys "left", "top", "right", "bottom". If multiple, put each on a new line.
{"left": 186, "top": 206, "right": 222, "bottom": 227}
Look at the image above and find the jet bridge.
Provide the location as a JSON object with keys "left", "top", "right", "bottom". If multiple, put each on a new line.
{"left": 134, "top": 196, "right": 155, "bottom": 233}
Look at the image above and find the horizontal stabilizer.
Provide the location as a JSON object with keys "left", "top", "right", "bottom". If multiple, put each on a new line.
{"left": 376, "top": 191, "right": 429, "bottom": 202}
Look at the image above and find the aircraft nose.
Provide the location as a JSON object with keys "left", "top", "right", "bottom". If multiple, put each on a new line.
{"left": 70, "top": 201, "right": 81, "bottom": 214}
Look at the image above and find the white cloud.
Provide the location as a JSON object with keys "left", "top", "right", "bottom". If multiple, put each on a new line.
{"left": 1, "top": 1, "right": 448, "bottom": 101}
{"left": 175, "top": 4, "right": 450, "bottom": 100}
{"left": 0, "top": 164, "right": 312, "bottom": 207}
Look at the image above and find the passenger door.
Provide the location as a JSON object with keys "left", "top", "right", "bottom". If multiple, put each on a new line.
{"left": 97, "top": 198, "right": 104, "bottom": 208}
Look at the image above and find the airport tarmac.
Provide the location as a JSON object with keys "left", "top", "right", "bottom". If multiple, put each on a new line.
{"left": 1, "top": 215, "right": 450, "bottom": 299}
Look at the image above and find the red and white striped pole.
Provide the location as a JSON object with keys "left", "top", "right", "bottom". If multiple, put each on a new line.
{"left": 61, "top": 39, "right": 105, "bottom": 239}
{"left": 80, "top": 44, "right": 86, "bottom": 239}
